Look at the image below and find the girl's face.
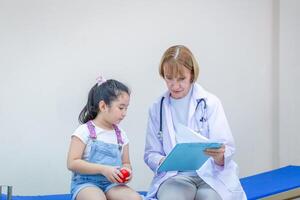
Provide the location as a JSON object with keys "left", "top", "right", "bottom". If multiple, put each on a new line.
{"left": 163, "top": 64, "right": 193, "bottom": 99}
{"left": 106, "top": 92, "right": 130, "bottom": 125}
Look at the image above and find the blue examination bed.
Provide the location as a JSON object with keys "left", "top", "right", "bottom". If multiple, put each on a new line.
{"left": 240, "top": 165, "right": 300, "bottom": 199}
{"left": 1, "top": 166, "right": 300, "bottom": 200}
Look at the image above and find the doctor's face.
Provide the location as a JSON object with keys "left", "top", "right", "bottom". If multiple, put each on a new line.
{"left": 163, "top": 64, "right": 193, "bottom": 99}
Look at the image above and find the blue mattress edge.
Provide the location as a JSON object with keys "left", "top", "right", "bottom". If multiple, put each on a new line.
{"left": 2, "top": 166, "right": 300, "bottom": 200}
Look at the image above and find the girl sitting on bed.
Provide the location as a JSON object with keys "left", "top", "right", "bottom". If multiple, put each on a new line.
{"left": 67, "top": 76, "right": 142, "bottom": 200}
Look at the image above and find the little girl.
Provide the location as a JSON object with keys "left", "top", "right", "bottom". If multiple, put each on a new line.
{"left": 67, "top": 77, "right": 142, "bottom": 200}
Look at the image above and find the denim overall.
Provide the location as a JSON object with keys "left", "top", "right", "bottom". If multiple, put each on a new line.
{"left": 70, "top": 121, "right": 124, "bottom": 200}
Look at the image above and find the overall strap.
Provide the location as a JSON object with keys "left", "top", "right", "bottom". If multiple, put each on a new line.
{"left": 87, "top": 120, "right": 97, "bottom": 139}
{"left": 87, "top": 120, "right": 124, "bottom": 150}
{"left": 112, "top": 124, "right": 124, "bottom": 151}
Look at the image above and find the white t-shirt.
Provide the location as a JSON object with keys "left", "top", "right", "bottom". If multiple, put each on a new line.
{"left": 72, "top": 122, "right": 129, "bottom": 160}
{"left": 170, "top": 87, "right": 193, "bottom": 138}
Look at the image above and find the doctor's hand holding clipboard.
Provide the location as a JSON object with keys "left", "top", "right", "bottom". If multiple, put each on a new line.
{"left": 204, "top": 144, "right": 226, "bottom": 166}
{"left": 201, "top": 135, "right": 226, "bottom": 167}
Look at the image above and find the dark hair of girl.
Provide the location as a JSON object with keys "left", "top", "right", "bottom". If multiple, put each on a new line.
{"left": 78, "top": 79, "right": 130, "bottom": 124}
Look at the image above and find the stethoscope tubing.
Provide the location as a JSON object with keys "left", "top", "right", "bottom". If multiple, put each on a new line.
{"left": 158, "top": 97, "right": 207, "bottom": 140}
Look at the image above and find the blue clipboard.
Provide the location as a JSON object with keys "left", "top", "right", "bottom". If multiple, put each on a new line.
{"left": 157, "top": 142, "right": 222, "bottom": 173}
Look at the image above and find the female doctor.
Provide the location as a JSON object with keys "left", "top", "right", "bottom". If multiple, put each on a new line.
{"left": 144, "top": 45, "right": 246, "bottom": 200}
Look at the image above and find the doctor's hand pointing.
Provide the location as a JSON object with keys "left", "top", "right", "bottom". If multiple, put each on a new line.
{"left": 205, "top": 145, "right": 225, "bottom": 166}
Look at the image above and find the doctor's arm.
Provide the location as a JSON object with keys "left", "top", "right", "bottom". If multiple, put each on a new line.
{"left": 144, "top": 107, "right": 165, "bottom": 172}
{"left": 206, "top": 98, "right": 235, "bottom": 168}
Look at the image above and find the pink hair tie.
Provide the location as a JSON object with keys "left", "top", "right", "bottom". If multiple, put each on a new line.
{"left": 96, "top": 75, "right": 106, "bottom": 86}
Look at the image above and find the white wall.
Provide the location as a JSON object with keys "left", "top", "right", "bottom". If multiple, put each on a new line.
{"left": 0, "top": 0, "right": 298, "bottom": 195}
{"left": 279, "top": 0, "right": 300, "bottom": 165}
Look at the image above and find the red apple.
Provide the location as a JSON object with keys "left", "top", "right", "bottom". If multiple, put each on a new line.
{"left": 119, "top": 169, "right": 130, "bottom": 183}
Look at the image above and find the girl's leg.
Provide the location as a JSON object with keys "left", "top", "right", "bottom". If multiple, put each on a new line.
{"left": 157, "top": 175, "right": 197, "bottom": 200}
{"left": 106, "top": 185, "right": 142, "bottom": 200}
{"left": 76, "top": 186, "right": 107, "bottom": 200}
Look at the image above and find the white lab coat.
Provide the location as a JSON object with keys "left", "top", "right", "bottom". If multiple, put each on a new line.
{"left": 144, "top": 83, "right": 247, "bottom": 200}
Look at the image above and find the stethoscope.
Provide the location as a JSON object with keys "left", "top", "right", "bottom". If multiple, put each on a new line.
{"left": 157, "top": 96, "right": 209, "bottom": 141}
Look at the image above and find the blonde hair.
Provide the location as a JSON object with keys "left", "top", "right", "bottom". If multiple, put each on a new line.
{"left": 159, "top": 45, "right": 200, "bottom": 82}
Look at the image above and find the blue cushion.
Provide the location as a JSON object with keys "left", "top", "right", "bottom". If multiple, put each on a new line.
{"left": 1, "top": 194, "right": 71, "bottom": 200}
{"left": 1, "top": 191, "right": 147, "bottom": 200}
{"left": 240, "top": 165, "right": 300, "bottom": 199}
{"left": 2, "top": 166, "right": 300, "bottom": 200}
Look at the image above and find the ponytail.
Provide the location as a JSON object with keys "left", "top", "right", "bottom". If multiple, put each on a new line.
{"left": 78, "top": 84, "right": 99, "bottom": 123}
